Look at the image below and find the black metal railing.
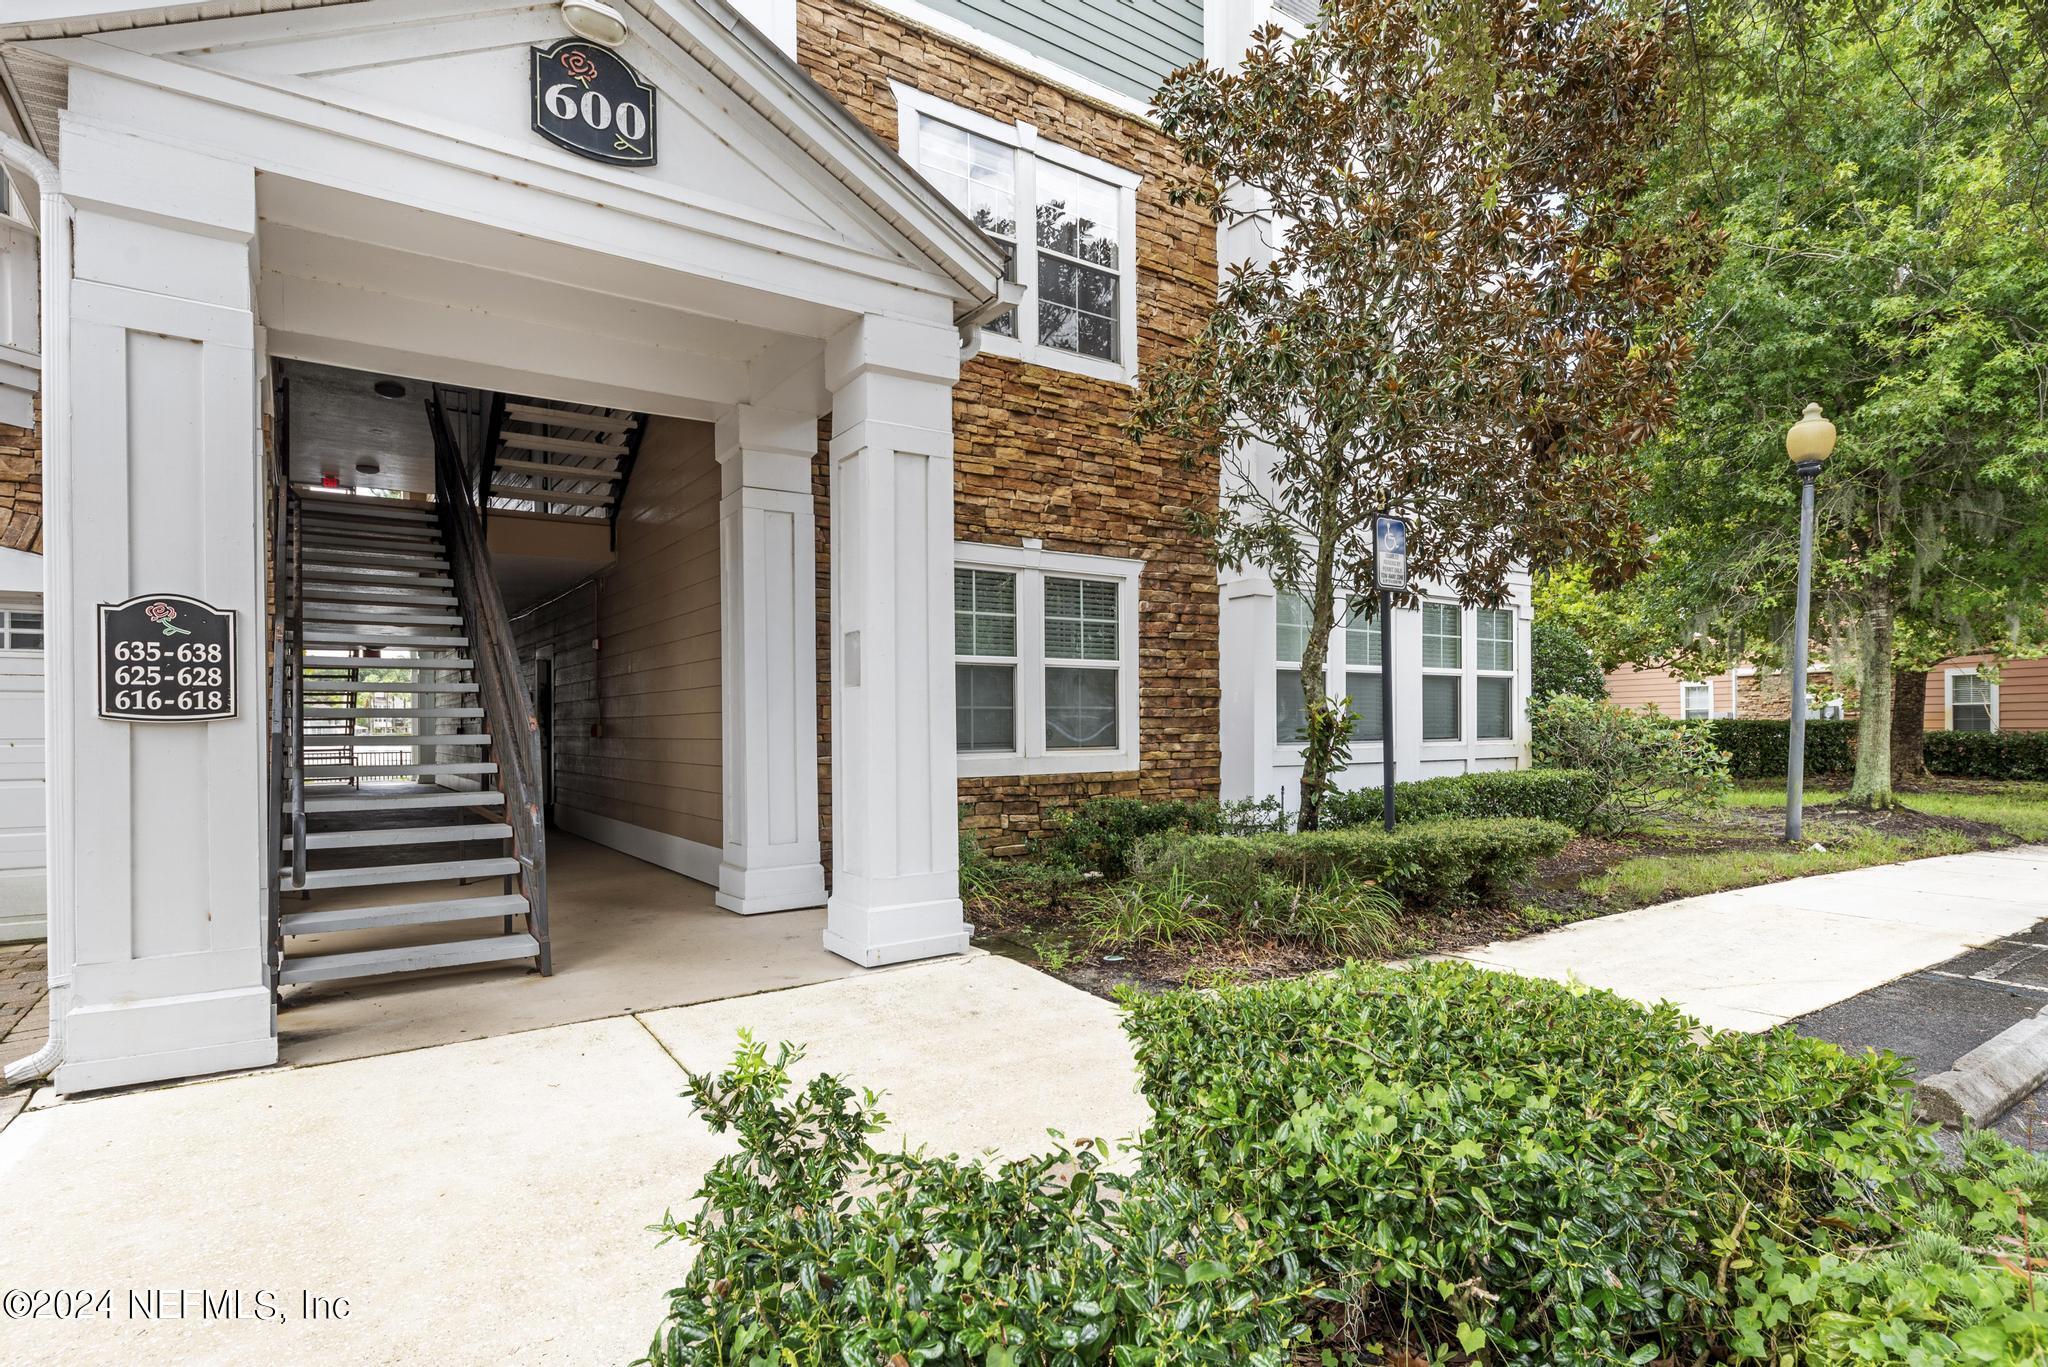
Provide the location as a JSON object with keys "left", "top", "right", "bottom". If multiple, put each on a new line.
{"left": 428, "top": 396, "right": 552, "bottom": 974}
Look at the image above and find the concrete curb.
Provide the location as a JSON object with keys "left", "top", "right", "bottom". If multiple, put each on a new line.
{"left": 1916, "top": 1006, "right": 2048, "bottom": 1129}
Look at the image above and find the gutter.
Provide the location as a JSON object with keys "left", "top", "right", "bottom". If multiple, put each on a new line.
{"left": 1, "top": 130, "right": 67, "bottom": 1088}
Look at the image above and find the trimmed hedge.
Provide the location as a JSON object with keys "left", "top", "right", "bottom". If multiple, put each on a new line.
{"left": 1925, "top": 728, "right": 2048, "bottom": 781}
{"left": 1122, "top": 961, "right": 1940, "bottom": 1364}
{"left": 1324, "top": 767, "right": 1603, "bottom": 832}
{"left": 1138, "top": 816, "right": 1570, "bottom": 907}
{"left": 1708, "top": 716, "right": 1857, "bottom": 778}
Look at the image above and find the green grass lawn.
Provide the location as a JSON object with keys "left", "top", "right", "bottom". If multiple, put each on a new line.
{"left": 1540, "top": 778, "right": 2047, "bottom": 922}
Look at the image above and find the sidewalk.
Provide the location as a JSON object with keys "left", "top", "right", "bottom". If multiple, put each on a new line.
{"left": 1447, "top": 845, "right": 2048, "bottom": 1032}
{"left": 0, "top": 942, "right": 46, "bottom": 1134}
{"left": 0, "top": 952, "right": 1147, "bottom": 1367}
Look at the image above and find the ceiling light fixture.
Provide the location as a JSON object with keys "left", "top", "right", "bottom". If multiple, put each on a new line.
{"left": 355, "top": 460, "right": 382, "bottom": 475}
{"left": 373, "top": 379, "right": 407, "bottom": 400}
{"left": 560, "top": 0, "right": 629, "bottom": 46}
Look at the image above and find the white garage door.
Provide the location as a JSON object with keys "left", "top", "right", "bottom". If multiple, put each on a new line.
{"left": 0, "top": 597, "right": 44, "bottom": 942}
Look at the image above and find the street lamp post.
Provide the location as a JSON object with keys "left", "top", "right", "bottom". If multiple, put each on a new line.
{"left": 1784, "top": 402, "right": 1836, "bottom": 843}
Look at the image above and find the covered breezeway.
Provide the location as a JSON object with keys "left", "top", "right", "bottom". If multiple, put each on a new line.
{"left": 3, "top": 0, "right": 1011, "bottom": 1093}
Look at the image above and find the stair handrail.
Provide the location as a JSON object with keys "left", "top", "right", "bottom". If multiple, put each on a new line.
{"left": 289, "top": 482, "right": 307, "bottom": 890}
{"left": 427, "top": 396, "right": 551, "bottom": 975}
{"left": 267, "top": 477, "right": 296, "bottom": 983}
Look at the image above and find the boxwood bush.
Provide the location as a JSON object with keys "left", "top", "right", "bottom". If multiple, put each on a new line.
{"left": 647, "top": 968, "right": 2034, "bottom": 1365}
{"left": 1925, "top": 728, "right": 2048, "bottom": 781}
{"left": 1710, "top": 717, "right": 1857, "bottom": 778}
{"left": 1135, "top": 816, "right": 1570, "bottom": 908}
{"left": 1323, "top": 767, "right": 1603, "bottom": 832}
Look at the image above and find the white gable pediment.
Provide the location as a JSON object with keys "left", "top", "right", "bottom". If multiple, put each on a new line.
{"left": 29, "top": 0, "right": 1002, "bottom": 319}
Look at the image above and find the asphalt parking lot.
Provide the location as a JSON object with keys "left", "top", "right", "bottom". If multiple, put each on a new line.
{"left": 1795, "top": 917, "right": 2048, "bottom": 1148}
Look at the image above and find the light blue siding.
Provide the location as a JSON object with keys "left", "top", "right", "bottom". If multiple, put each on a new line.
{"left": 912, "top": 0, "right": 1204, "bottom": 104}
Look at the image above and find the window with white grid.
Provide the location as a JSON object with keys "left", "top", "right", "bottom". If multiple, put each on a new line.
{"left": 955, "top": 544, "right": 1141, "bottom": 776}
{"left": 896, "top": 86, "right": 1140, "bottom": 382}
{"left": 1475, "top": 607, "right": 1515, "bottom": 740}
{"left": 1421, "top": 602, "right": 1462, "bottom": 741}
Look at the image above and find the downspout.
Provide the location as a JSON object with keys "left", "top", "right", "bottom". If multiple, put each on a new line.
{"left": 2, "top": 133, "right": 70, "bottom": 1087}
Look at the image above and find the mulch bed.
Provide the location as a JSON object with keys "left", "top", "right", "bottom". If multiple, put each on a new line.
{"left": 974, "top": 781, "right": 2026, "bottom": 1000}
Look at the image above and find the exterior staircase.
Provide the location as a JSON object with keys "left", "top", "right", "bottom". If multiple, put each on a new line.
{"left": 275, "top": 484, "right": 550, "bottom": 991}
{"left": 482, "top": 392, "right": 642, "bottom": 537}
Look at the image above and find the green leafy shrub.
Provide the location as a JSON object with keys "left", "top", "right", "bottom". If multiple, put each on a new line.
{"left": 1137, "top": 816, "right": 1569, "bottom": 908}
{"left": 1531, "top": 618, "right": 1607, "bottom": 703}
{"left": 1925, "top": 728, "right": 2048, "bottom": 782}
{"left": 1323, "top": 767, "right": 1603, "bottom": 832}
{"left": 1530, "top": 693, "right": 1732, "bottom": 832}
{"left": 1792, "top": 1130, "right": 2048, "bottom": 1364}
{"left": 1710, "top": 717, "right": 1858, "bottom": 779}
{"left": 641, "top": 1034, "right": 1316, "bottom": 1366}
{"left": 1122, "top": 961, "right": 1935, "bottom": 1365}
{"left": 1037, "top": 796, "right": 1222, "bottom": 878}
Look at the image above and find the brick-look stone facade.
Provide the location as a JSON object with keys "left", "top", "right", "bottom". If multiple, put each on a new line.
{"left": 801, "top": 0, "right": 1223, "bottom": 857}
{"left": 0, "top": 410, "right": 43, "bottom": 554}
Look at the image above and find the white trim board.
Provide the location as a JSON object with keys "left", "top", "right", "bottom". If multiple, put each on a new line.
{"left": 555, "top": 803, "right": 720, "bottom": 888}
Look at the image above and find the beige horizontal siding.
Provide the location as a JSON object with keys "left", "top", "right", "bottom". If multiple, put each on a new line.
{"left": 512, "top": 416, "right": 722, "bottom": 850}
{"left": 1605, "top": 666, "right": 1731, "bottom": 718}
{"left": 1925, "top": 654, "right": 2048, "bottom": 733}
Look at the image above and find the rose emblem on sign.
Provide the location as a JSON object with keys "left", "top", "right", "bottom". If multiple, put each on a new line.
{"left": 145, "top": 601, "right": 192, "bottom": 638}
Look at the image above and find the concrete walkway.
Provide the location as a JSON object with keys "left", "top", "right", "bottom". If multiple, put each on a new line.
{"left": 0, "top": 953, "right": 1148, "bottom": 1367}
{"left": 1448, "top": 845, "right": 2048, "bottom": 1032}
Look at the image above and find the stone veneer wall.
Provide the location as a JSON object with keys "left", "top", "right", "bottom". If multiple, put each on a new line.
{"left": 0, "top": 412, "right": 43, "bottom": 554}
{"left": 799, "top": 0, "right": 1224, "bottom": 858}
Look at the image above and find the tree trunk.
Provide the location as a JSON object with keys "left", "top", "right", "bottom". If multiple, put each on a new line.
{"left": 1891, "top": 667, "right": 1928, "bottom": 787}
{"left": 1848, "top": 596, "right": 1896, "bottom": 809}
{"left": 1295, "top": 535, "right": 1341, "bottom": 832}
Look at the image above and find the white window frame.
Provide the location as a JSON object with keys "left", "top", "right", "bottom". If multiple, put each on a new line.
{"left": 954, "top": 541, "right": 1142, "bottom": 777}
{"left": 1420, "top": 600, "right": 1464, "bottom": 744}
{"left": 1473, "top": 606, "right": 1515, "bottom": 741}
{"left": 1945, "top": 667, "right": 1999, "bottom": 733}
{"left": 0, "top": 604, "right": 43, "bottom": 655}
{"left": 894, "top": 83, "right": 1142, "bottom": 386}
{"left": 1679, "top": 680, "right": 1712, "bottom": 720}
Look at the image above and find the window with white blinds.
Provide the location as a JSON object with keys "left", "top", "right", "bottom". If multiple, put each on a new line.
{"left": 1421, "top": 602, "right": 1462, "bottom": 741}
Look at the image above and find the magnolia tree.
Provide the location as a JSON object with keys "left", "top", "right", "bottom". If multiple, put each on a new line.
{"left": 1132, "top": 0, "right": 1709, "bottom": 827}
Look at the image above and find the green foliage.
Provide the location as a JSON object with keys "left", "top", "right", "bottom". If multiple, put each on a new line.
{"left": 1138, "top": 817, "right": 1569, "bottom": 909}
{"left": 1530, "top": 693, "right": 1733, "bottom": 832}
{"left": 650, "top": 976, "right": 2048, "bottom": 1366}
{"left": 1240, "top": 872, "right": 1399, "bottom": 957}
{"left": 1710, "top": 718, "right": 1859, "bottom": 779}
{"left": 1081, "top": 867, "right": 1222, "bottom": 951}
{"left": 1324, "top": 767, "right": 1605, "bottom": 832}
{"left": 1122, "top": 961, "right": 1937, "bottom": 1365}
{"left": 1600, "top": 0, "right": 2048, "bottom": 805}
{"left": 1038, "top": 796, "right": 1221, "bottom": 879}
{"left": 1793, "top": 1131, "right": 2048, "bottom": 1364}
{"left": 641, "top": 1034, "right": 1316, "bottom": 1366}
{"left": 1530, "top": 618, "right": 1608, "bottom": 704}
{"left": 1296, "top": 693, "right": 1354, "bottom": 831}
{"left": 1925, "top": 730, "right": 2048, "bottom": 782}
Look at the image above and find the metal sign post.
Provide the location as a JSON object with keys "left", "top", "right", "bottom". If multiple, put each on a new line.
{"left": 1373, "top": 516, "right": 1408, "bottom": 833}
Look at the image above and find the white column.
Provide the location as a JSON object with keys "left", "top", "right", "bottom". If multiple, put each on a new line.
{"left": 821, "top": 316, "right": 970, "bottom": 967}
{"left": 715, "top": 404, "right": 826, "bottom": 915}
{"left": 52, "top": 126, "right": 272, "bottom": 1092}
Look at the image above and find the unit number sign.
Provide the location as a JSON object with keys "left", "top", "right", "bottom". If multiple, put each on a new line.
{"left": 530, "top": 39, "right": 658, "bottom": 167}
{"left": 98, "top": 594, "right": 237, "bottom": 722}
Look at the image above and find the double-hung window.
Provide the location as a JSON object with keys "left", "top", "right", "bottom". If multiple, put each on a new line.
{"left": 1421, "top": 602, "right": 1463, "bottom": 742}
{"left": 1948, "top": 669, "right": 1997, "bottom": 732}
{"left": 1475, "top": 608, "right": 1515, "bottom": 740}
{"left": 955, "top": 544, "right": 1142, "bottom": 777}
{"left": 1275, "top": 593, "right": 1384, "bottom": 745}
{"left": 896, "top": 85, "right": 1140, "bottom": 383}
{"left": 1680, "top": 681, "right": 1712, "bottom": 720}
